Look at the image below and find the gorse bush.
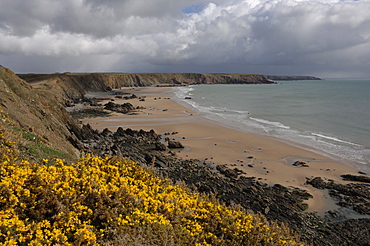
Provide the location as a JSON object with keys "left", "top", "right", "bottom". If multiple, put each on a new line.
{"left": 1, "top": 108, "right": 303, "bottom": 245}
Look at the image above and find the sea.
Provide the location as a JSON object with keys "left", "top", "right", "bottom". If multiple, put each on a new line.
{"left": 172, "top": 79, "right": 370, "bottom": 173}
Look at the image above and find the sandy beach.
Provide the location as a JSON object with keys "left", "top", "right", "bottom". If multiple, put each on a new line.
{"left": 81, "top": 86, "right": 361, "bottom": 214}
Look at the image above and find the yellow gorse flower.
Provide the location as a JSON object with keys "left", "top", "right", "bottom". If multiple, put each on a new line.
{"left": 0, "top": 106, "right": 303, "bottom": 245}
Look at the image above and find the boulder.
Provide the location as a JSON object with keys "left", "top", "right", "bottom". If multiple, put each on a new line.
{"left": 104, "top": 102, "right": 135, "bottom": 114}
{"left": 167, "top": 140, "right": 184, "bottom": 149}
{"left": 292, "top": 160, "right": 309, "bottom": 167}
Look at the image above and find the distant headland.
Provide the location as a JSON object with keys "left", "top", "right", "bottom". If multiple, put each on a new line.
{"left": 17, "top": 72, "right": 320, "bottom": 88}
{"left": 265, "top": 75, "right": 321, "bottom": 80}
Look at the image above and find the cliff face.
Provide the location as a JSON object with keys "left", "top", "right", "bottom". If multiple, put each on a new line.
{"left": 18, "top": 73, "right": 275, "bottom": 100}
{"left": 0, "top": 66, "right": 81, "bottom": 159}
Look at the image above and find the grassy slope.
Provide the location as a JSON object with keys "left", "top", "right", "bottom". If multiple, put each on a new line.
{"left": 0, "top": 66, "right": 80, "bottom": 162}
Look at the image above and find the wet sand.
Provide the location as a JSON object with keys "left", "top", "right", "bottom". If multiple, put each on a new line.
{"left": 81, "top": 86, "right": 360, "bottom": 214}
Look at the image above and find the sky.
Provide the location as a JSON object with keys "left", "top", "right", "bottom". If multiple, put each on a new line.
{"left": 0, "top": 0, "right": 370, "bottom": 78}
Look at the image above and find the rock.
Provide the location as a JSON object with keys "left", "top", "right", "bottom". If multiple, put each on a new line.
{"left": 104, "top": 102, "right": 135, "bottom": 114}
{"left": 306, "top": 177, "right": 327, "bottom": 189}
{"left": 167, "top": 140, "right": 184, "bottom": 149}
{"left": 101, "top": 128, "right": 113, "bottom": 137}
{"left": 328, "top": 210, "right": 339, "bottom": 218}
{"left": 168, "top": 140, "right": 184, "bottom": 149}
{"left": 216, "top": 165, "right": 241, "bottom": 178}
{"left": 292, "top": 160, "right": 309, "bottom": 167}
{"left": 154, "top": 142, "right": 167, "bottom": 151}
{"left": 331, "top": 219, "right": 370, "bottom": 246}
{"left": 80, "top": 124, "right": 99, "bottom": 140}
{"left": 341, "top": 174, "right": 370, "bottom": 184}
{"left": 123, "top": 94, "right": 137, "bottom": 100}
{"left": 114, "top": 127, "right": 126, "bottom": 137}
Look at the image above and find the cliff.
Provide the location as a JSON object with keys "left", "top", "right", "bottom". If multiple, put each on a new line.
{"left": 18, "top": 73, "right": 275, "bottom": 100}
{"left": 0, "top": 66, "right": 81, "bottom": 160}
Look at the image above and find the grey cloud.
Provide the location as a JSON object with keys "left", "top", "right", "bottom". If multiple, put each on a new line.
{"left": 163, "top": 0, "right": 370, "bottom": 77}
{"left": 0, "top": 0, "right": 226, "bottom": 37}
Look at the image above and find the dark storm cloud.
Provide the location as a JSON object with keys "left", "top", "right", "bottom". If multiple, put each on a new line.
{"left": 0, "top": 0, "right": 369, "bottom": 78}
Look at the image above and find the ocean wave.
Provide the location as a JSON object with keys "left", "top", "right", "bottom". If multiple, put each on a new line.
{"left": 250, "top": 117, "right": 291, "bottom": 129}
{"left": 173, "top": 86, "right": 194, "bottom": 98}
{"left": 311, "top": 132, "right": 363, "bottom": 147}
{"left": 177, "top": 95, "right": 250, "bottom": 117}
{"left": 206, "top": 106, "right": 249, "bottom": 115}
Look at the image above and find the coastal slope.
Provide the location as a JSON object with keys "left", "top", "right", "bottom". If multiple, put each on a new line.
{"left": 1, "top": 65, "right": 369, "bottom": 245}
{"left": 0, "top": 66, "right": 81, "bottom": 160}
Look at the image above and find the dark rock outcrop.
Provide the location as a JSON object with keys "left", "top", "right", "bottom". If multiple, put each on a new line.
{"left": 341, "top": 174, "right": 370, "bottom": 183}
{"left": 154, "top": 142, "right": 168, "bottom": 151}
{"left": 104, "top": 102, "right": 135, "bottom": 114}
{"left": 292, "top": 160, "right": 309, "bottom": 167}
{"left": 167, "top": 140, "right": 184, "bottom": 149}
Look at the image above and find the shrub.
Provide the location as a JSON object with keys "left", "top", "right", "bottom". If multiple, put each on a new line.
{"left": 1, "top": 108, "right": 303, "bottom": 245}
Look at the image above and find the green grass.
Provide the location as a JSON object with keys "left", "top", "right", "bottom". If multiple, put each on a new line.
{"left": 21, "top": 142, "right": 70, "bottom": 162}
{"left": 3, "top": 122, "right": 71, "bottom": 162}
{"left": 69, "top": 108, "right": 111, "bottom": 119}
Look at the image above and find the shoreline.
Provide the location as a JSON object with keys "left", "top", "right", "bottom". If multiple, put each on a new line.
{"left": 81, "top": 86, "right": 362, "bottom": 214}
